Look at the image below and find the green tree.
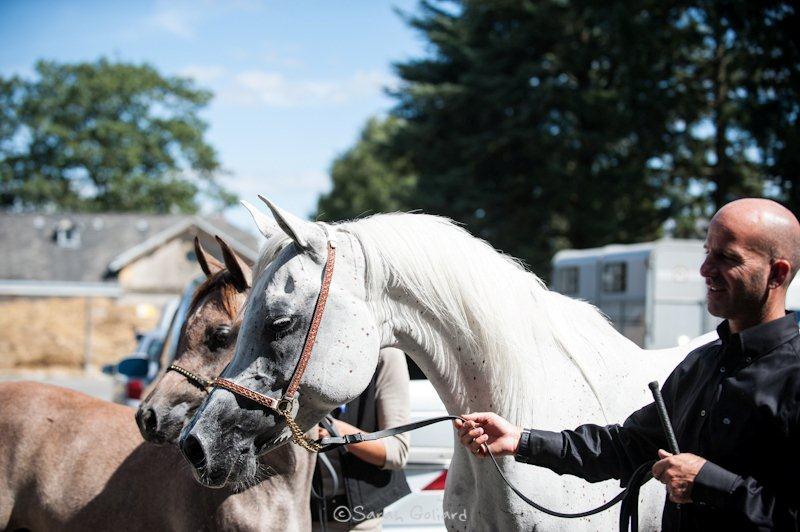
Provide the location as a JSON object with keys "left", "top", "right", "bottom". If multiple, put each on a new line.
{"left": 663, "top": 2, "right": 799, "bottom": 232}
{"left": 390, "top": 0, "right": 702, "bottom": 274}
{"left": 315, "top": 116, "right": 416, "bottom": 221}
{"left": 387, "top": 0, "right": 800, "bottom": 272}
{"left": 0, "top": 58, "right": 234, "bottom": 213}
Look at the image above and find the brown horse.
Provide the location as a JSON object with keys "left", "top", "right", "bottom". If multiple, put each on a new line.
{"left": 0, "top": 237, "right": 314, "bottom": 531}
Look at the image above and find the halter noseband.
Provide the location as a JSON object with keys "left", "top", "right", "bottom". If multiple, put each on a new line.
{"left": 166, "top": 363, "right": 215, "bottom": 391}
{"left": 170, "top": 233, "right": 337, "bottom": 452}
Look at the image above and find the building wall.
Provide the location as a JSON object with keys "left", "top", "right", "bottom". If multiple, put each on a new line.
{"left": 118, "top": 236, "right": 199, "bottom": 294}
{"left": 0, "top": 296, "right": 159, "bottom": 369}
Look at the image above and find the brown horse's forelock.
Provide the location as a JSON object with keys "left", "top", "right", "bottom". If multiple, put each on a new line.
{"left": 188, "top": 271, "right": 243, "bottom": 320}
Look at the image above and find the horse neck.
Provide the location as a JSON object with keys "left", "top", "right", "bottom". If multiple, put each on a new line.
{"left": 345, "top": 215, "right": 658, "bottom": 426}
{"left": 376, "top": 279, "right": 648, "bottom": 428}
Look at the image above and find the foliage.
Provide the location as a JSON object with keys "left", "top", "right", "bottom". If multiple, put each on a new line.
{"left": 315, "top": 1, "right": 799, "bottom": 274}
{"left": 663, "top": 2, "right": 800, "bottom": 234}
{"left": 0, "top": 58, "right": 234, "bottom": 213}
{"left": 365, "top": 1, "right": 799, "bottom": 273}
{"left": 389, "top": 0, "right": 703, "bottom": 273}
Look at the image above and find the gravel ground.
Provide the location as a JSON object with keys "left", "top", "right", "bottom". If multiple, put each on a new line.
{"left": 0, "top": 368, "right": 114, "bottom": 401}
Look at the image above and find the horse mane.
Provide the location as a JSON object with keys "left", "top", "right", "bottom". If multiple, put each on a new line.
{"left": 252, "top": 235, "right": 293, "bottom": 279}
{"left": 339, "top": 213, "right": 639, "bottom": 423}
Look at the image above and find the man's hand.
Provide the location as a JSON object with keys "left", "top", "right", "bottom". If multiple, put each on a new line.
{"left": 454, "top": 412, "right": 522, "bottom": 458}
{"left": 652, "top": 449, "right": 707, "bottom": 503}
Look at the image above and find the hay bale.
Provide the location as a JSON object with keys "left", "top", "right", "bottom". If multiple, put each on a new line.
{"left": 0, "top": 297, "right": 159, "bottom": 369}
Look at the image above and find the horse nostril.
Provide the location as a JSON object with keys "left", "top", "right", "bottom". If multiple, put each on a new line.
{"left": 181, "top": 434, "right": 207, "bottom": 470}
{"left": 136, "top": 407, "right": 159, "bottom": 439}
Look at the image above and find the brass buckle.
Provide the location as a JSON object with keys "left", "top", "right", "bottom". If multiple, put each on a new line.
{"left": 276, "top": 396, "right": 297, "bottom": 416}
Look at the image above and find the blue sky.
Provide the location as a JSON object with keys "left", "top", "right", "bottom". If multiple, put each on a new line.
{"left": 0, "top": 0, "right": 425, "bottom": 231}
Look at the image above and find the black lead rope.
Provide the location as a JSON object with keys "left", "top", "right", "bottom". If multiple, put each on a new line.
{"left": 316, "top": 414, "right": 652, "bottom": 531}
{"left": 314, "top": 381, "right": 677, "bottom": 532}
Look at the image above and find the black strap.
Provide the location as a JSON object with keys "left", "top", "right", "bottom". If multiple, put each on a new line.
{"left": 316, "top": 414, "right": 655, "bottom": 531}
{"left": 311, "top": 416, "right": 343, "bottom": 532}
{"left": 316, "top": 415, "right": 455, "bottom": 452}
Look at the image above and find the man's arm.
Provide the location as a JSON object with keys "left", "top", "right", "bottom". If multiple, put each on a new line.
{"left": 457, "top": 401, "right": 668, "bottom": 484}
{"left": 520, "top": 401, "right": 667, "bottom": 483}
{"left": 680, "top": 459, "right": 798, "bottom": 527}
{"left": 374, "top": 347, "right": 411, "bottom": 470}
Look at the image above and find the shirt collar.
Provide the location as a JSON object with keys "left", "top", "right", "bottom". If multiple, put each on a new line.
{"left": 716, "top": 312, "right": 799, "bottom": 359}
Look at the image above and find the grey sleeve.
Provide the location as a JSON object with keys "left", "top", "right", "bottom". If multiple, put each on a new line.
{"left": 374, "top": 347, "right": 411, "bottom": 470}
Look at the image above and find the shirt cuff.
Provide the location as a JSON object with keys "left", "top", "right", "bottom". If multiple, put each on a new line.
{"left": 692, "top": 460, "right": 742, "bottom": 509}
{"left": 515, "top": 428, "right": 563, "bottom": 466}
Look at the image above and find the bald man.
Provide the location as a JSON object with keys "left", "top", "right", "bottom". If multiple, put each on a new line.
{"left": 456, "top": 198, "right": 800, "bottom": 530}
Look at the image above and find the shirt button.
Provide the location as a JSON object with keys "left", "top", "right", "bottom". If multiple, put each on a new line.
{"left": 720, "top": 366, "right": 726, "bottom": 373}
{"left": 723, "top": 417, "right": 731, "bottom": 425}
{"left": 745, "top": 357, "right": 752, "bottom": 364}
{"left": 700, "top": 409, "right": 706, "bottom": 417}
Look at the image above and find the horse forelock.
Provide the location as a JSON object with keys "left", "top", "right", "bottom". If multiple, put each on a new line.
{"left": 189, "top": 271, "right": 244, "bottom": 320}
{"left": 339, "top": 212, "right": 639, "bottom": 423}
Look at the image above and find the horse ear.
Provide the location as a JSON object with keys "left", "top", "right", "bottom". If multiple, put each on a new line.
{"left": 194, "top": 236, "right": 224, "bottom": 278}
{"left": 241, "top": 200, "right": 281, "bottom": 239}
{"left": 214, "top": 235, "right": 251, "bottom": 292}
{"left": 258, "top": 195, "right": 324, "bottom": 251}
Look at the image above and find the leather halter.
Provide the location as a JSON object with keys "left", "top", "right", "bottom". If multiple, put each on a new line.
{"left": 211, "top": 235, "right": 337, "bottom": 451}
{"left": 167, "top": 232, "right": 336, "bottom": 452}
{"left": 166, "top": 363, "right": 215, "bottom": 391}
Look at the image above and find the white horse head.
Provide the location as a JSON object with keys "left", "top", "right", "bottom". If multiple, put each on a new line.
{"left": 180, "top": 197, "right": 381, "bottom": 487}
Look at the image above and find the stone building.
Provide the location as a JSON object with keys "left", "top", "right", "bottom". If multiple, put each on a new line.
{"left": 0, "top": 213, "right": 258, "bottom": 369}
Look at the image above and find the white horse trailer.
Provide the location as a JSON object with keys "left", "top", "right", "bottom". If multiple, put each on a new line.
{"left": 553, "top": 239, "right": 800, "bottom": 349}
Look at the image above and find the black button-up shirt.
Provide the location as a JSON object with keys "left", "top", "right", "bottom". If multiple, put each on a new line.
{"left": 517, "top": 313, "right": 800, "bottom": 531}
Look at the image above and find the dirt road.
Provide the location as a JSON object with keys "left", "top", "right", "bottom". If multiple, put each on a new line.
{"left": 0, "top": 369, "right": 114, "bottom": 401}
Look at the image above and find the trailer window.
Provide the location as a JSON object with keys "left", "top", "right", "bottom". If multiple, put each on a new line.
{"left": 557, "top": 267, "right": 579, "bottom": 295}
{"left": 602, "top": 262, "right": 626, "bottom": 293}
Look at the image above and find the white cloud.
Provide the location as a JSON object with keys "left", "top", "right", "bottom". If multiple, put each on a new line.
{"left": 220, "top": 169, "right": 330, "bottom": 220}
{"left": 148, "top": 2, "right": 201, "bottom": 39}
{"left": 147, "top": 0, "right": 264, "bottom": 40}
{"left": 231, "top": 170, "right": 330, "bottom": 196}
{"left": 262, "top": 50, "right": 304, "bottom": 69}
{"left": 222, "top": 69, "right": 394, "bottom": 108}
{"left": 178, "top": 64, "right": 227, "bottom": 84}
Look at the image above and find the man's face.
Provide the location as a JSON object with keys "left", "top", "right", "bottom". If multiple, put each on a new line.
{"left": 700, "top": 219, "right": 772, "bottom": 324}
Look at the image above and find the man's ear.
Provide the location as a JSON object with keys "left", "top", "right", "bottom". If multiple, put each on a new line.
{"left": 769, "top": 259, "right": 791, "bottom": 289}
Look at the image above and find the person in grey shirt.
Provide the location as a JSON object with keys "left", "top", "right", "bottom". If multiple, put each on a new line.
{"left": 312, "top": 347, "right": 411, "bottom": 531}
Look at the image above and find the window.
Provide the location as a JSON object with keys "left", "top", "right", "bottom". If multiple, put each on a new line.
{"left": 602, "top": 262, "right": 626, "bottom": 293}
{"left": 53, "top": 219, "right": 80, "bottom": 248}
{"left": 557, "top": 266, "right": 579, "bottom": 294}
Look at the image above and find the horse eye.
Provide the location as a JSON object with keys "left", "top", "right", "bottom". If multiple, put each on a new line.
{"left": 266, "top": 315, "right": 296, "bottom": 341}
{"left": 206, "top": 325, "right": 232, "bottom": 350}
{"left": 271, "top": 316, "right": 292, "bottom": 330}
